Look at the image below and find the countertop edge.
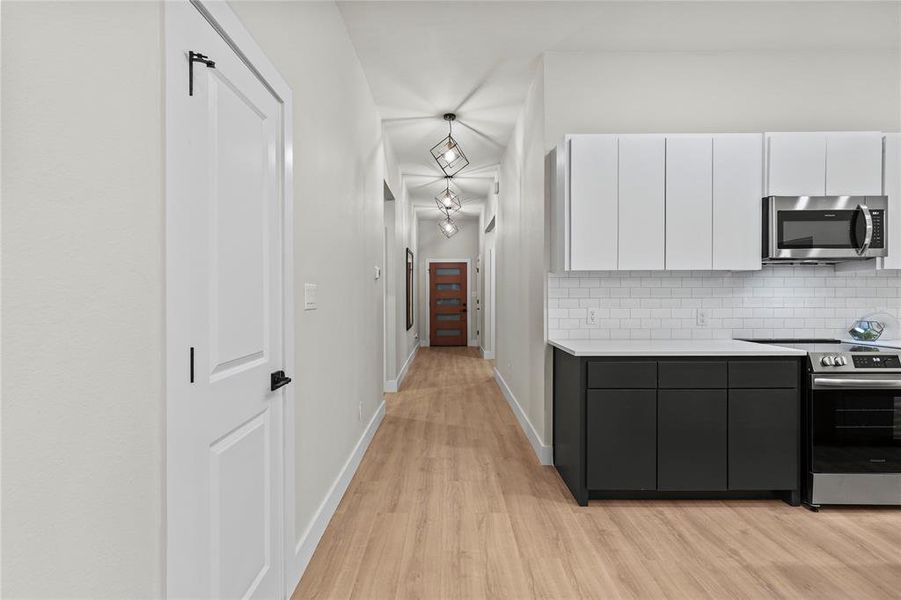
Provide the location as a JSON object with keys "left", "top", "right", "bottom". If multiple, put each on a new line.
{"left": 547, "top": 339, "right": 808, "bottom": 357}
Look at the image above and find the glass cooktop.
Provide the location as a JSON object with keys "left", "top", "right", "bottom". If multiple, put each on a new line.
{"left": 742, "top": 339, "right": 899, "bottom": 353}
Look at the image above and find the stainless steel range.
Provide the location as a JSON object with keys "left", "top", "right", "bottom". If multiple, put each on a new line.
{"left": 745, "top": 339, "right": 901, "bottom": 509}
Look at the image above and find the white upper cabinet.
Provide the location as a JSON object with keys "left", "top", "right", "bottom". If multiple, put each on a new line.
{"left": 826, "top": 132, "right": 884, "bottom": 196}
{"left": 551, "top": 130, "right": 882, "bottom": 273}
{"left": 712, "top": 134, "right": 764, "bottom": 271}
{"left": 618, "top": 135, "right": 666, "bottom": 270}
{"left": 666, "top": 136, "right": 713, "bottom": 270}
{"left": 766, "top": 132, "right": 826, "bottom": 196}
{"left": 883, "top": 133, "right": 900, "bottom": 270}
{"left": 569, "top": 135, "right": 619, "bottom": 271}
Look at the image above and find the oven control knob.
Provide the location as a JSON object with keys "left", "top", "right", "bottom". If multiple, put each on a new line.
{"left": 821, "top": 355, "right": 835, "bottom": 366}
{"left": 835, "top": 356, "right": 847, "bottom": 366}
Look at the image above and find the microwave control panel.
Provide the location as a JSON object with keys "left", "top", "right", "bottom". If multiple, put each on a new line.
{"left": 870, "top": 209, "right": 885, "bottom": 249}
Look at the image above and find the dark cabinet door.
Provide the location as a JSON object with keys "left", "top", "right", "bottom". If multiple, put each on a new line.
{"left": 587, "top": 390, "right": 656, "bottom": 490}
{"left": 729, "top": 389, "right": 798, "bottom": 490}
{"left": 658, "top": 390, "right": 727, "bottom": 491}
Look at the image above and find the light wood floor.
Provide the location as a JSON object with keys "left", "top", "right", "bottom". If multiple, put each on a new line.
{"left": 294, "top": 347, "right": 901, "bottom": 599}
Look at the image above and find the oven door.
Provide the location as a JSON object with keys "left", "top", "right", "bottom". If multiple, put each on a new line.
{"left": 811, "top": 375, "right": 901, "bottom": 473}
{"left": 766, "top": 196, "right": 887, "bottom": 260}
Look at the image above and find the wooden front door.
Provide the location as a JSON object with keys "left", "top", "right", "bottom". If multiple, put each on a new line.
{"left": 429, "top": 262, "right": 468, "bottom": 346}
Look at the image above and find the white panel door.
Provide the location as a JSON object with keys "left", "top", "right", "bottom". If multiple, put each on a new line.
{"left": 713, "top": 134, "right": 764, "bottom": 271}
{"left": 569, "top": 135, "right": 618, "bottom": 271}
{"left": 826, "top": 132, "right": 884, "bottom": 196}
{"left": 766, "top": 132, "right": 826, "bottom": 196}
{"left": 666, "top": 136, "right": 713, "bottom": 270}
{"left": 883, "top": 134, "right": 901, "bottom": 270}
{"left": 618, "top": 135, "right": 665, "bottom": 270}
{"left": 167, "top": 4, "right": 285, "bottom": 598}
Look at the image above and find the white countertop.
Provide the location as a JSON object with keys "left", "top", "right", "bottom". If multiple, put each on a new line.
{"left": 548, "top": 338, "right": 808, "bottom": 357}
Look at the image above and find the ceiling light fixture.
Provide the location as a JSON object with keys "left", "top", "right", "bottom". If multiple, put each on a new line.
{"left": 434, "top": 177, "right": 462, "bottom": 216}
{"left": 438, "top": 216, "right": 459, "bottom": 238}
{"left": 430, "top": 113, "right": 469, "bottom": 177}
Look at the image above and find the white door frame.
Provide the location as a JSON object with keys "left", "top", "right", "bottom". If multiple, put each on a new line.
{"left": 422, "top": 257, "right": 474, "bottom": 347}
{"left": 165, "top": 1, "right": 296, "bottom": 597}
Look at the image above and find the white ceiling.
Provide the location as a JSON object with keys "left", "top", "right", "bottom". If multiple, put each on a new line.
{"left": 338, "top": 1, "right": 899, "bottom": 208}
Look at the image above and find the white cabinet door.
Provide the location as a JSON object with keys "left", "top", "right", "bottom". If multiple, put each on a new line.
{"left": 883, "top": 134, "right": 901, "bottom": 270}
{"left": 666, "top": 136, "right": 713, "bottom": 270}
{"left": 713, "top": 134, "right": 763, "bottom": 271}
{"left": 766, "top": 132, "right": 826, "bottom": 196}
{"left": 618, "top": 135, "right": 665, "bottom": 270}
{"left": 826, "top": 132, "right": 884, "bottom": 195}
{"left": 569, "top": 135, "right": 619, "bottom": 271}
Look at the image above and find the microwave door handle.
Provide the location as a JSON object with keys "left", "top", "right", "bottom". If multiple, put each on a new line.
{"left": 856, "top": 204, "right": 873, "bottom": 255}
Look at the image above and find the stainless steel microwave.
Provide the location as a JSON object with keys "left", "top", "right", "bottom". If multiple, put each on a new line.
{"left": 763, "top": 196, "right": 888, "bottom": 263}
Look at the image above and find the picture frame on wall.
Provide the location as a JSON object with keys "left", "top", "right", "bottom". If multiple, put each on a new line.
{"left": 406, "top": 248, "right": 414, "bottom": 330}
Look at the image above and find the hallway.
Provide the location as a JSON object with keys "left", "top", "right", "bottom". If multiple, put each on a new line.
{"left": 295, "top": 348, "right": 901, "bottom": 600}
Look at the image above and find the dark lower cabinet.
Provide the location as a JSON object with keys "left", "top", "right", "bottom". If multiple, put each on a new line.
{"left": 729, "top": 389, "right": 798, "bottom": 490}
{"left": 553, "top": 349, "right": 801, "bottom": 506}
{"left": 587, "top": 390, "right": 656, "bottom": 490}
{"left": 658, "top": 390, "right": 728, "bottom": 491}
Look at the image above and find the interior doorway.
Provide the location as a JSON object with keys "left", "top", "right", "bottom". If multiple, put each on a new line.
{"left": 383, "top": 182, "right": 397, "bottom": 390}
{"left": 428, "top": 261, "right": 468, "bottom": 346}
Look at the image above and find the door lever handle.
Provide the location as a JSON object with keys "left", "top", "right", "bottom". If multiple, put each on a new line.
{"left": 270, "top": 370, "right": 292, "bottom": 391}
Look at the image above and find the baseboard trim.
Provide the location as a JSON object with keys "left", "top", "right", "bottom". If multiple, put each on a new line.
{"left": 287, "top": 399, "right": 385, "bottom": 596}
{"left": 493, "top": 368, "right": 553, "bottom": 465}
{"left": 480, "top": 347, "right": 495, "bottom": 360}
{"left": 397, "top": 342, "right": 418, "bottom": 390}
{"left": 384, "top": 342, "right": 419, "bottom": 392}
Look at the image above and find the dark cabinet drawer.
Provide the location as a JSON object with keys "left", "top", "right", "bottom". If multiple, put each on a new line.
{"left": 729, "top": 389, "right": 798, "bottom": 490}
{"left": 658, "top": 361, "right": 726, "bottom": 389}
{"left": 728, "top": 361, "right": 798, "bottom": 389}
{"left": 587, "top": 390, "right": 657, "bottom": 490}
{"left": 587, "top": 361, "right": 656, "bottom": 389}
{"left": 658, "top": 390, "right": 727, "bottom": 491}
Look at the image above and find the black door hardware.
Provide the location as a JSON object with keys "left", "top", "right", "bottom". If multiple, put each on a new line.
{"left": 270, "top": 370, "right": 292, "bottom": 392}
{"left": 189, "top": 347, "right": 195, "bottom": 383}
{"left": 189, "top": 51, "right": 216, "bottom": 96}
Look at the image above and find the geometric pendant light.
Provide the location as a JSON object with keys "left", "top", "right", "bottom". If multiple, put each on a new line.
{"left": 438, "top": 216, "right": 459, "bottom": 238}
{"left": 430, "top": 113, "right": 469, "bottom": 177}
{"left": 434, "top": 177, "right": 462, "bottom": 216}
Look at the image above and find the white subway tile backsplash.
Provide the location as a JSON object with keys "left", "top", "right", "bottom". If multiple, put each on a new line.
{"left": 548, "top": 266, "right": 901, "bottom": 339}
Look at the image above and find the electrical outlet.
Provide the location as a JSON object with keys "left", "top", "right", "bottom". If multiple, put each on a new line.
{"left": 696, "top": 308, "right": 709, "bottom": 327}
{"left": 358, "top": 401, "right": 363, "bottom": 423}
{"left": 374, "top": 265, "right": 381, "bottom": 280}
{"left": 587, "top": 307, "right": 599, "bottom": 326}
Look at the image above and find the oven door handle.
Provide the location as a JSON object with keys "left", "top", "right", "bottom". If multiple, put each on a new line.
{"left": 813, "top": 376, "right": 901, "bottom": 389}
{"left": 856, "top": 204, "right": 873, "bottom": 256}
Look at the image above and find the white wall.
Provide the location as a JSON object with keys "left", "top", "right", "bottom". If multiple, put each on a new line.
{"left": 387, "top": 174, "right": 419, "bottom": 384}
{"left": 1, "top": 2, "right": 165, "bottom": 597}
{"left": 417, "top": 216, "right": 480, "bottom": 345}
{"left": 544, "top": 48, "right": 900, "bottom": 148}
{"left": 495, "top": 64, "right": 551, "bottom": 449}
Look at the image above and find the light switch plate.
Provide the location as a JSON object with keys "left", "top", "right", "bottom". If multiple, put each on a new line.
{"left": 587, "top": 307, "right": 599, "bottom": 326}
{"left": 304, "top": 283, "right": 318, "bottom": 311}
